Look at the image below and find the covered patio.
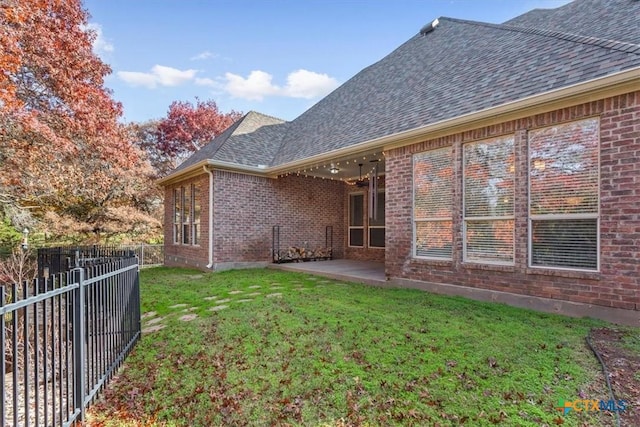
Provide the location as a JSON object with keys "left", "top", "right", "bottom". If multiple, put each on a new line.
{"left": 268, "top": 259, "right": 386, "bottom": 286}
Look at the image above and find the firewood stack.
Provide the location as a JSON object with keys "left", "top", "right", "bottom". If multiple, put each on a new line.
{"left": 274, "top": 246, "right": 332, "bottom": 263}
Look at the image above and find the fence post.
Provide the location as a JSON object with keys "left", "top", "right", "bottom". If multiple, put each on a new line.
{"left": 1, "top": 285, "right": 5, "bottom": 427}
{"left": 140, "top": 243, "right": 145, "bottom": 267}
{"left": 73, "top": 267, "right": 86, "bottom": 421}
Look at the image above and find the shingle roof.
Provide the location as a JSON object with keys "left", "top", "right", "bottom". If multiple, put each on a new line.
{"left": 504, "top": 0, "right": 640, "bottom": 45}
{"left": 272, "top": 11, "right": 640, "bottom": 165}
{"left": 173, "top": 111, "right": 287, "bottom": 172}
{"left": 167, "top": 0, "right": 640, "bottom": 179}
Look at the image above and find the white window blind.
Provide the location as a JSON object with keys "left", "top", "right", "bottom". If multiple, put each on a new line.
{"left": 463, "top": 136, "right": 515, "bottom": 264}
{"left": 413, "top": 147, "right": 453, "bottom": 259}
{"left": 529, "top": 118, "right": 599, "bottom": 270}
{"left": 173, "top": 188, "right": 181, "bottom": 244}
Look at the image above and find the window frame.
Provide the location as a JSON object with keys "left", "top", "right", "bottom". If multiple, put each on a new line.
{"left": 462, "top": 135, "right": 515, "bottom": 266}
{"left": 173, "top": 188, "right": 181, "bottom": 244}
{"left": 173, "top": 184, "right": 202, "bottom": 246}
{"left": 527, "top": 118, "right": 600, "bottom": 272}
{"left": 412, "top": 147, "right": 453, "bottom": 260}
{"left": 348, "top": 192, "right": 365, "bottom": 248}
{"left": 191, "top": 183, "right": 201, "bottom": 246}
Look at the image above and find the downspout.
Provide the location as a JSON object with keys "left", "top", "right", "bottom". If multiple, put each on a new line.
{"left": 203, "top": 166, "right": 214, "bottom": 269}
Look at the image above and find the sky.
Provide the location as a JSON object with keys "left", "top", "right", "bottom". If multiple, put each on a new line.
{"left": 83, "top": 0, "right": 572, "bottom": 124}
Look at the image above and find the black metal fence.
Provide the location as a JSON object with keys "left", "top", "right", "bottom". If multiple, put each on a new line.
{"left": 1, "top": 252, "right": 140, "bottom": 426}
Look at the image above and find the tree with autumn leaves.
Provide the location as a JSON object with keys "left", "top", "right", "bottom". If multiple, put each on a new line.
{"left": 131, "top": 99, "right": 242, "bottom": 178}
{"left": 0, "top": 0, "right": 240, "bottom": 248}
{"left": 0, "top": 0, "right": 160, "bottom": 244}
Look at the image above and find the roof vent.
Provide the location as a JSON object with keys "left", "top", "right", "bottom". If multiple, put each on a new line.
{"left": 419, "top": 18, "right": 440, "bottom": 36}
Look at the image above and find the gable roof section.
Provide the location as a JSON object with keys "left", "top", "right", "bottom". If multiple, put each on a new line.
{"left": 161, "top": 0, "right": 640, "bottom": 184}
{"left": 271, "top": 14, "right": 640, "bottom": 165}
{"left": 172, "top": 111, "right": 287, "bottom": 173}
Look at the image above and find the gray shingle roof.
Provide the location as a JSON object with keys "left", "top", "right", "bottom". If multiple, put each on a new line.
{"left": 504, "top": 0, "right": 640, "bottom": 45}
{"left": 272, "top": 12, "right": 640, "bottom": 165}
{"left": 173, "top": 111, "right": 286, "bottom": 172}
{"left": 168, "top": 0, "right": 640, "bottom": 178}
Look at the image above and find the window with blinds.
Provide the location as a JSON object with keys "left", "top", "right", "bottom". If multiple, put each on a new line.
{"left": 529, "top": 118, "right": 599, "bottom": 271}
{"left": 413, "top": 147, "right": 453, "bottom": 259}
{"left": 192, "top": 184, "right": 201, "bottom": 245}
{"left": 463, "top": 136, "right": 515, "bottom": 264}
{"left": 174, "top": 184, "right": 201, "bottom": 246}
{"left": 173, "top": 188, "right": 181, "bottom": 244}
{"left": 182, "top": 186, "right": 191, "bottom": 244}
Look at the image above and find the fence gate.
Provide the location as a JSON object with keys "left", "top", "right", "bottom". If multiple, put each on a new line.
{"left": 1, "top": 254, "right": 140, "bottom": 426}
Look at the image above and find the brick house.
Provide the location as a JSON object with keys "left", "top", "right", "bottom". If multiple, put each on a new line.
{"left": 159, "top": 0, "right": 640, "bottom": 324}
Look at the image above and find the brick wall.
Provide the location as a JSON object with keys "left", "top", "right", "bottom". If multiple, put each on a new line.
{"left": 212, "top": 171, "right": 345, "bottom": 265}
{"left": 386, "top": 91, "right": 640, "bottom": 311}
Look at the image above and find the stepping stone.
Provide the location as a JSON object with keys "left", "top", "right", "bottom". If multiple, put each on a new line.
{"left": 248, "top": 285, "right": 261, "bottom": 289}
{"left": 141, "top": 311, "right": 157, "bottom": 319}
{"left": 266, "top": 293, "right": 282, "bottom": 298}
{"left": 146, "top": 317, "right": 165, "bottom": 325}
{"left": 270, "top": 286, "right": 284, "bottom": 290}
{"left": 236, "top": 299, "right": 252, "bottom": 303}
{"left": 179, "top": 314, "right": 198, "bottom": 322}
{"left": 216, "top": 298, "right": 232, "bottom": 304}
{"left": 142, "top": 324, "right": 166, "bottom": 334}
{"left": 183, "top": 307, "right": 197, "bottom": 312}
{"left": 248, "top": 292, "right": 261, "bottom": 297}
{"left": 210, "top": 305, "right": 228, "bottom": 312}
{"left": 188, "top": 274, "right": 204, "bottom": 279}
{"left": 204, "top": 296, "right": 218, "bottom": 301}
{"left": 229, "top": 290, "right": 244, "bottom": 295}
{"left": 170, "top": 303, "right": 188, "bottom": 309}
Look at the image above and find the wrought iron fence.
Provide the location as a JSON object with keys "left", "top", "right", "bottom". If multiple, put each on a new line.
{"left": 1, "top": 253, "right": 140, "bottom": 426}
{"left": 119, "top": 244, "right": 164, "bottom": 268}
{"left": 37, "top": 244, "right": 163, "bottom": 276}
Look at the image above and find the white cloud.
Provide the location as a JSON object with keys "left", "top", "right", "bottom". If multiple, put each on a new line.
{"left": 190, "top": 51, "right": 217, "bottom": 61}
{"left": 282, "top": 69, "right": 338, "bottom": 99}
{"left": 224, "top": 70, "right": 280, "bottom": 101}
{"left": 224, "top": 69, "right": 339, "bottom": 101}
{"left": 117, "top": 65, "right": 198, "bottom": 89}
{"left": 195, "top": 77, "right": 220, "bottom": 87}
{"left": 84, "top": 23, "right": 114, "bottom": 56}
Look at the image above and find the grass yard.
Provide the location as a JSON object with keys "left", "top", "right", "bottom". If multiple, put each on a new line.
{"left": 88, "top": 267, "right": 626, "bottom": 426}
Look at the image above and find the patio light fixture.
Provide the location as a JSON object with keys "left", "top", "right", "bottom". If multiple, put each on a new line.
{"left": 329, "top": 164, "right": 339, "bottom": 174}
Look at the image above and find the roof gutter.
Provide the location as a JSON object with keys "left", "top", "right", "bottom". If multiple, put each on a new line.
{"left": 203, "top": 165, "right": 214, "bottom": 269}
{"left": 158, "top": 67, "right": 640, "bottom": 183}
{"left": 157, "top": 159, "right": 269, "bottom": 186}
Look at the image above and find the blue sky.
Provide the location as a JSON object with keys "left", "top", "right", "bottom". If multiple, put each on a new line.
{"left": 84, "top": 0, "right": 572, "bottom": 123}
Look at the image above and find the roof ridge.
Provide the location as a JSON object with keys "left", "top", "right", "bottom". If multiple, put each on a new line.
{"left": 268, "top": 122, "right": 292, "bottom": 167}
{"left": 244, "top": 110, "right": 287, "bottom": 123}
{"left": 440, "top": 16, "right": 640, "bottom": 55}
{"left": 208, "top": 116, "right": 245, "bottom": 158}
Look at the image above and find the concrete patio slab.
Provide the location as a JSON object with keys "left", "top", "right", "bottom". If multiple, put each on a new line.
{"left": 268, "top": 259, "right": 386, "bottom": 286}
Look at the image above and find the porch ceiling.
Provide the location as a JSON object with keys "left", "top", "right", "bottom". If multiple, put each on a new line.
{"left": 275, "top": 150, "right": 385, "bottom": 183}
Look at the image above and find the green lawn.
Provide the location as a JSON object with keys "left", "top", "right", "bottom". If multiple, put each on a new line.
{"left": 89, "top": 267, "right": 618, "bottom": 426}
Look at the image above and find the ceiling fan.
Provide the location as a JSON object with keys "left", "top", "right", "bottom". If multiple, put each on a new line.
{"left": 355, "top": 163, "right": 369, "bottom": 187}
